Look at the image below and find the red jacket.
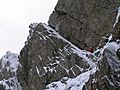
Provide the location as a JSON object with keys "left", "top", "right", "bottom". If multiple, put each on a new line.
{"left": 87, "top": 47, "right": 93, "bottom": 53}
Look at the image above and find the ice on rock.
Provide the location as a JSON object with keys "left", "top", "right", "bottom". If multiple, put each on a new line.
{"left": 46, "top": 68, "right": 96, "bottom": 90}
{"left": 113, "top": 7, "right": 120, "bottom": 27}
{"left": 29, "top": 23, "right": 38, "bottom": 29}
{"left": 0, "top": 51, "right": 22, "bottom": 90}
{"left": 1, "top": 51, "right": 20, "bottom": 72}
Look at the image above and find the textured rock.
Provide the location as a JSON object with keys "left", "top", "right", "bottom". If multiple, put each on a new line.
{"left": 17, "top": 23, "right": 92, "bottom": 90}
{"left": 85, "top": 42, "right": 120, "bottom": 90}
{"left": 49, "top": 0, "right": 119, "bottom": 49}
{"left": 0, "top": 52, "right": 22, "bottom": 90}
{"left": 45, "top": 42, "right": 120, "bottom": 90}
{"left": 112, "top": 16, "right": 120, "bottom": 40}
{"left": 17, "top": 0, "right": 120, "bottom": 90}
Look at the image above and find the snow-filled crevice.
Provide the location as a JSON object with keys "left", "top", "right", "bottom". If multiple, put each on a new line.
{"left": 113, "top": 7, "right": 120, "bottom": 28}
{"left": 41, "top": 23, "right": 97, "bottom": 69}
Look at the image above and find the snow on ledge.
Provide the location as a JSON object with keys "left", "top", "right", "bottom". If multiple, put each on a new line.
{"left": 46, "top": 68, "right": 96, "bottom": 90}
{"left": 41, "top": 23, "right": 96, "bottom": 68}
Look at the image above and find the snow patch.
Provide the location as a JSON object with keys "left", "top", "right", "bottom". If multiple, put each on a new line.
{"left": 0, "top": 77, "right": 22, "bottom": 90}
{"left": 46, "top": 68, "right": 96, "bottom": 90}
{"left": 1, "top": 51, "right": 21, "bottom": 73}
{"left": 0, "top": 51, "right": 22, "bottom": 90}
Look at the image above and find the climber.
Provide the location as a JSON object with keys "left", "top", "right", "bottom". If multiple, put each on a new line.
{"left": 87, "top": 47, "right": 94, "bottom": 53}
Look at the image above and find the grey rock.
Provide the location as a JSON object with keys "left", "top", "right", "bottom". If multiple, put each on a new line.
{"left": 17, "top": 23, "right": 90, "bottom": 90}
{"left": 48, "top": 0, "right": 119, "bottom": 49}
{"left": 0, "top": 52, "right": 22, "bottom": 90}
{"left": 85, "top": 42, "right": 120, "bottom": 90}
{"left": 0, "top": 84, "right": 5, "bottom": 90}
{"left": 17, "top": 0, "right": 120, "bottom": 90}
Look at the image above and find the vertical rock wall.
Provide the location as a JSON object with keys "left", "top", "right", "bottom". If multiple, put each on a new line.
{"left": 48, "top": 0, "right": 119, "bottom": 49}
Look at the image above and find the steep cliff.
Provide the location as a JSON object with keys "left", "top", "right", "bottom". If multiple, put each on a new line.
{"left": 48, "top": 0, "right": 119, "bottom": 49}
{"left": 17, "top": 23, "right": 96, "bottom": 90}
{"left": 15, "top": 0, "right": 120, "bottom": 90}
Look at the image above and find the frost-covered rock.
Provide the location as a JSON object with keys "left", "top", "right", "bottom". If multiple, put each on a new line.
{"left": 0, "top": 51, "right": 22, "bottom": 90}
{"left": 45, "top": 41, "right": 120, "bottom": 90}
{"left": 16, "top": 0, "right": 120, "bottom": 90}
{"left": 17, "top": 23, "right": 97, "bottom": 90}
{"left": 0, "top": 51, "right": 20, "bottom": 73}
{"left": 46, "top": 68, "right": 96, "bottom": 90}
{"left": 84, "top": 42, "right": 120, "bottom": 90}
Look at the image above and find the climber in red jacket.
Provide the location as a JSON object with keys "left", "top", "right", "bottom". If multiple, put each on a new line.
{"left": 87, "top": 47, "right": 94, "bottom": 53}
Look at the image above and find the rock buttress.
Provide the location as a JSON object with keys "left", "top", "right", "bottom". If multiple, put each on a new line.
{"left": 48, "top": 0, "right": 119, "bottom": 49}
{"left": 17, "top": 23, "right": 91, "bottom": 90}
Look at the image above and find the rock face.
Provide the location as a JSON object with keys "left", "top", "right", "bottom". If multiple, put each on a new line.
{"left": 84, "top": 42, "right": 120, "bottom": 90}
{"left": 17, "top": 23, "right": 95, "bottom": 90}
{"left": 48, "top": 0, "right": 119, "bottom": 49}
{"left": 45, "top": 43, "right": 120, "bottom": 90}
{"left": 16, "top": 0, "right": 120, "bottom": 90}
{"left": 112, "top": 8, "right": 120, "bottom": 40}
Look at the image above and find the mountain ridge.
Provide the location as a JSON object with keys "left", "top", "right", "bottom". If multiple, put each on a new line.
{"left": 0, "top": 0, "right": 120, "bottom": 90}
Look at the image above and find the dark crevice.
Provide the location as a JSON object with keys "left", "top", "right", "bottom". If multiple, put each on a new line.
{"left": 55, "top": 10, "right": 67, "bottom": 15}
{"left": 55, "top": 10, "right": 84, "bottom": 24}
{"left": 67, "top": 13, "right": 84, "bottom": 24}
